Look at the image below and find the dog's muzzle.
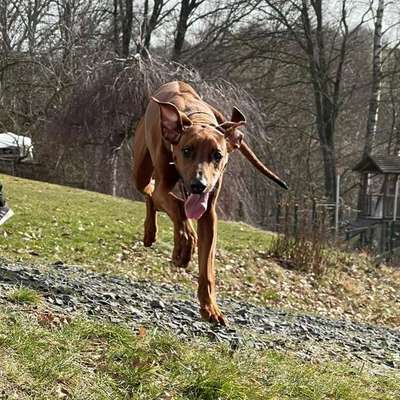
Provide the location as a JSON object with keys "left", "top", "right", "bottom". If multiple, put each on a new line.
{"left": 190, "top": 178, "right": 207, "bottom": 194}
{"left": 183, "top": 180, "right": 215, "bottom": 220}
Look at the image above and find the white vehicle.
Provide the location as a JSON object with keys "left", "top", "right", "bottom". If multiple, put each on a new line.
{"left": 0, "top": 132, "right": 33, "bottom": 160}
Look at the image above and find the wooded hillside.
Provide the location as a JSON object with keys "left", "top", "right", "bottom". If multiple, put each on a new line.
{"left": 1, "top": 0, "right": 400, "bottom": 227}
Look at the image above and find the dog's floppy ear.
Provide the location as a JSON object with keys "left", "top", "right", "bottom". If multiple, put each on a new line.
{"left": 218, "top": 106, "right": 246, "bottom": 150}
{"left": 152, "top": 97, "right": 192, "bottom": 144}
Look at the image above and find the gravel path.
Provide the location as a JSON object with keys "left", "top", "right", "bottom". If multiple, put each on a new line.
{"left": 0, "top": 259, "right": 399, "bottom": 373}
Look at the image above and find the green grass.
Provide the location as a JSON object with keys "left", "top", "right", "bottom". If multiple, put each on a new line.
{"left": 0, "top": 176, "right": 400, "bottom": 397}
{"left": 6, "top": 287, "right": 42, "bottom": 305}
{"left": 1, "top": 174, "right": 400, "bottom": 328}
{"left": 0, "top": 307, "right": 398, "bottom": 400}
{"left": 0, "top": 174, "right": 272, "bottom": 269}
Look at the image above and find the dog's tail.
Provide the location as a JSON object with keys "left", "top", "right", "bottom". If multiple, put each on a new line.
{"left": 239, "top": 141, "right": 288, "bottom": 190}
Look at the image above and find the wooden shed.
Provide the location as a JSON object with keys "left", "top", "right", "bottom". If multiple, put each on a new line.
{"left": 353, "top": 154, "right": 400, "bottom": 220}
{"left": 349, "top": 154, "right": 400, "bottom": 255}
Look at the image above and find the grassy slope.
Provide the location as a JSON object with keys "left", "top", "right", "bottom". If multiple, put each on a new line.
{"left": 0, "top": 175, "right": 271, "bottom": 264}
{"left": 1, "top": 174, "right": 400, "bottom": 327}
{"left": 0, "top": 174, "right": 400, "bottom": 398}
{"left": 0, "top": 304, "right": 399, "bottom": 400}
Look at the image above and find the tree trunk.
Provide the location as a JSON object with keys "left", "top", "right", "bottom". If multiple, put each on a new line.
{"left": 121, "top": 0, "right": 133, "bottom": 57}
{"left": 302, "top": 0, "right": 337, "bottom": 202}
{"left": 313, "top": 89, "right": 337, "bottom": 201}
{"left": 363, "top": 0, "right": 384, "bottom": 156}
{"left": 172, "top": 0, "right": 192, "bottom": 61}
{"left": 137, "top": 0, "right": 165, "bottom": 56}
{"left": 143, "top": 0, "right": 163, "bottom": 50}
{"left": 113, "top": 0, "right": 121, "bottom": 55}
{"left": 59, "top": 0, "right": 73, "bottom": 63}
{"left": 358, "top": 0, "right": 385, "bottom": 216}
{"left": 0, "top": 1, "right": 11, "bottom": 55}
{"left": 320, "top": 126, "right": 337, "bottom": 202}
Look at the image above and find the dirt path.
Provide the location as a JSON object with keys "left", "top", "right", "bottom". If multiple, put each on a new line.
{"left": 0, "top": 259, "right": 399, "bottom": 373}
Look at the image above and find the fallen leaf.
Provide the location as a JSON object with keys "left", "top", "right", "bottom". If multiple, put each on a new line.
{"left": 138, "top": 326, "right": 147, "bottom": 337}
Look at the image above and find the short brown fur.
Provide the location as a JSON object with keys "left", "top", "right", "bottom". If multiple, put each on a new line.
{"left": 132, "top": 81, "right": 287, "bottom": 324}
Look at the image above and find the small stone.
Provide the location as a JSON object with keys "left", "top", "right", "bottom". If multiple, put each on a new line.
{"left": 182, "top": 307, "right": 197, "bottom": 318}
{"left": 386, "top": 360, "right": 397, "bottom": 368}
{"left": 104, "top": 292, "right": 116, "bottom": 300}
{"left": 55, "top": 297, "right": 64, "bottom": 306}
{"left": 150, "top": 300, "right": 165, "bottom": 309}
{"left": 237, "top": 308, "right": 248, "bottom": 317}
{"left": 299, "top": 323, "right": 309, "bottom": 333}
{"left": 264, "top": 321, "right": 276, "bottom": 330}
{"left": 53, "top": 261, "right": 64, "bottom": 267}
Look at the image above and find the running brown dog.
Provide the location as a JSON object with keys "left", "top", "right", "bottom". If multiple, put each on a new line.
{"left": 133, "top": 81, "right": 287, "bottom": 325}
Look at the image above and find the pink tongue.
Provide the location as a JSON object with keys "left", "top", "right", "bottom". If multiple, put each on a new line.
{"left": 184, "top": 193, "right": 210, "bottom": 220}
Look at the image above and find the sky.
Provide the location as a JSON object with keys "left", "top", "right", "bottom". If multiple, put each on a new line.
{"left": 327, "top": 0, "right": 400, "bottom": 41}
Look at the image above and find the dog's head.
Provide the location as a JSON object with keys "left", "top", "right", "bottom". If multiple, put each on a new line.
{"left": 152, "top": 97, "right": 245, "bottom": 219}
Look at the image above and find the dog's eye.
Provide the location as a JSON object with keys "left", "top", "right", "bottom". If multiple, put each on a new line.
{"left": 212, "top": 151, "right": 223, "bottom": 162}
{"left": 182, "top": 147, "right": 192, "bottom": 158}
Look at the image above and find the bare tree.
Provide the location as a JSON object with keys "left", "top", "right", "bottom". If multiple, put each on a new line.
{"left": 136, "top": 0, "right": 174, "bottom": 56}
{"left": 122, "top": 0, "right": 133, "bottom": 57}
{"left": 363, "top": 0, "right": 385, "bottom": 156}
{"left": 172, "top": 0, "right": 203, "bottom": 60}
{"left": 0, "top": 0, "right": 52, "bottom": 54}
{"left": 112, "top": 0, "right": 134, "bottom": 57}
{"left": 252, "top": 0, "right": 369, "bottom": 203}
{"left": 0, "top": 0, "right": 20, "bottom": 54}
{"left": 3, "top": 0, "right": 398, "bottom": 228}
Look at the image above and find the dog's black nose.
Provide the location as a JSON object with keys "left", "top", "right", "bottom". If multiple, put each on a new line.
{"left": 190, "top": 179, "right": 207, "bottom": 194}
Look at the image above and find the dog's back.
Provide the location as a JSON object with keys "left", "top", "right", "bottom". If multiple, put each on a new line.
{"left": 151, "top": 82, "right": 218, "bottom": 125}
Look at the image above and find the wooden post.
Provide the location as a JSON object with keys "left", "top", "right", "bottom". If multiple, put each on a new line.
{"left": 393, "top": 175, "right": 399, "bottom": 221}
{"left": 335, "top": 174, "right": 340, "bottom": 238}
{"left": 284, "top": 201, "right": 289, "bottom": 236}
{"left": 294, "top": 203, "right": 298, "bottom": 239}
{"left": 312, "top": 198, "right": 316, "bottom": 225}
{"left": 389, "top": 221, "right": 395, "bottom": 259}
{"left": 276, "top": 202, "right": 281, "bottom": 233}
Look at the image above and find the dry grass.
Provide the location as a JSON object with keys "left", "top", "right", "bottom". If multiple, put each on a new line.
{"left": 216, "top": 248, "right": 400, "bottom": 326}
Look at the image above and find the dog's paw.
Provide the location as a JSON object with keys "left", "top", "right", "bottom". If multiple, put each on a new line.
{"left": 143, "top": 228, "right": 156, "bottom": 247}
{"left": 200, "top": 303, "right": 227, "bottom": 326}
{"left": 143, "top": 214, "right": 157, "bottom": 247}
{"left": 172, "top": 229, "right": 197, "bottom": 267}
{"left": 172, "top": 246, "right": 192, "bottom": 267}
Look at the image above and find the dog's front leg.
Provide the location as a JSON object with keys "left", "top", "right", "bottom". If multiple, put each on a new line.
{"left": 197, "top": 193, "right": 226, "bottom": 325}
{"left": 152, "top": 182, "right": 196, "bottom": 267}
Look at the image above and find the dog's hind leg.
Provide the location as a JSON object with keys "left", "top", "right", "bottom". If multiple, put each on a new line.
{"left": 134, "top": 152, "right": 157, "bottom": 246}
{"left": 133, "top": 119, "right": 157, "bottom": 246}
{"left": 144, "top": 194, "right": 157, "bottom": 247}
{"left": 151, "top": 180, "right": 196, "bottom": 268}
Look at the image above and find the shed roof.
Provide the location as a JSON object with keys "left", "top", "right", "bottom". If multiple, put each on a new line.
{"left": 353, "top": 154, "right": 400, "bottom": 174}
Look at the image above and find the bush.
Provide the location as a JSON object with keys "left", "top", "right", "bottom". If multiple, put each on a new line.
{"left": 269, "top": 200, "right": 330, "bottom": 276}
